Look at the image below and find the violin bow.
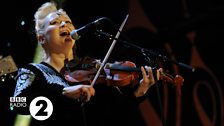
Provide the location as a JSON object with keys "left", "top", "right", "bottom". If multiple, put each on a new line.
{"left": 90, "top": 14, "right": 129, "bottom": 86}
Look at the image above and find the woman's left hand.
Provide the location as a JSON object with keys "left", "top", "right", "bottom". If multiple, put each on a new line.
{"left": 134, "top": 66, "right": 160, "bottom": 97}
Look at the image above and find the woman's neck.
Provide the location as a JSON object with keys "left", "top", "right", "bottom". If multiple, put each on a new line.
{"left": 44, "top": 53, "right": 72, "bottom": 72}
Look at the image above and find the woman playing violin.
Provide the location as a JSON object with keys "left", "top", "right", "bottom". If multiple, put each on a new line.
{"left": 12, "top": 1, "right": 159, "bottom": 126}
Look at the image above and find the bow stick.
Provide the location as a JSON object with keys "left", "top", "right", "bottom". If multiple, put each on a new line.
{"left": 90, "top": 14, "right": 129, "bottom": 86}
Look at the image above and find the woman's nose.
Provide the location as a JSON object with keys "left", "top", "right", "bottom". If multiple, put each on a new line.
{"left": 60, "top": 21, "right": 66, "bottom": 27}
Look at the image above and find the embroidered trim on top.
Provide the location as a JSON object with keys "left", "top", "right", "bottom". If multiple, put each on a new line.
{"left": 14, "top": 68, "right": 35, "bottom": 97}
{"left": 31, "top": 63, "right": 69, "bottom": 87}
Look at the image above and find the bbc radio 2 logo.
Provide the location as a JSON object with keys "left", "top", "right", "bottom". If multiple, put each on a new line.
{"left": 10, "top": 96, "right": 53, "bottom": 121}
{"left": 10, "top": 97, "right": 27, "bottom": 108}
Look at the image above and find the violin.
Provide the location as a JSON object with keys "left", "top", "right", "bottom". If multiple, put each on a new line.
{"left": 61, "top": 56, "right": 184, "bottom": 87}
{"left": 61, "top": 56, "right": 107, "bottom": 84}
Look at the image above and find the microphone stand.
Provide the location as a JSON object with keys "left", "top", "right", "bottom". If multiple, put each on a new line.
{"left": 96, "top": 30, "right": 195, "bottom": 126}
{"left": 96, "top": 30, "right": 195, "bottom": 72}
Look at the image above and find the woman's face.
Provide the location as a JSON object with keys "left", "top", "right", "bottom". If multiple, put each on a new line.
{"left": 42, "top": 11, "right": 75, "bottom": 56}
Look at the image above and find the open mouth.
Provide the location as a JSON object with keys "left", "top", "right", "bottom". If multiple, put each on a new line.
{"left": 60, "top": 31, "right": 70, "bottom": 36}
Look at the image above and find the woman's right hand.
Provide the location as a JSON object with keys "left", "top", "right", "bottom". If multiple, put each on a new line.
{"left": 62, "top": 85, "right": 95, "bottom": 102}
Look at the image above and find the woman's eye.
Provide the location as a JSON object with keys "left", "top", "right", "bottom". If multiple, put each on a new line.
{"left": 50, "top": 20, "right": 60, "bottom": 25}
{"left": 65, "top": 21, "right": 72, "bottom": 25}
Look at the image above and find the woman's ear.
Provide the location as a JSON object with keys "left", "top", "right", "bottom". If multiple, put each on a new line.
{"left": 37, "top": 35, "right": 45, "bottom": 44}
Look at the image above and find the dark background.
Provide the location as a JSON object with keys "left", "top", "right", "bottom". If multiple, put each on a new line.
{"left": 0, "top": 0, "right": 223, "bottom": 126}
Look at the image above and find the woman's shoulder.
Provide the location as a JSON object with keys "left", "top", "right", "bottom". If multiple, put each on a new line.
{"left": 17, "top": 62, "right": 42, "bottom": 74}
{"left": 15, "top": 63, "right": 43, "bottom": 82}
{"left": 17, "top": 62, "right": 52, "bottom": 76}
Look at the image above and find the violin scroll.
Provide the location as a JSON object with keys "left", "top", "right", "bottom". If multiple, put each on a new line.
{"left": 159, "top": 70, "right": 184, "bottom": 86}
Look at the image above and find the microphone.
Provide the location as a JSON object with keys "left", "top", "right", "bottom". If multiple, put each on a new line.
{"left": 70, "top": 17, "right": 108, "bottom": 40}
